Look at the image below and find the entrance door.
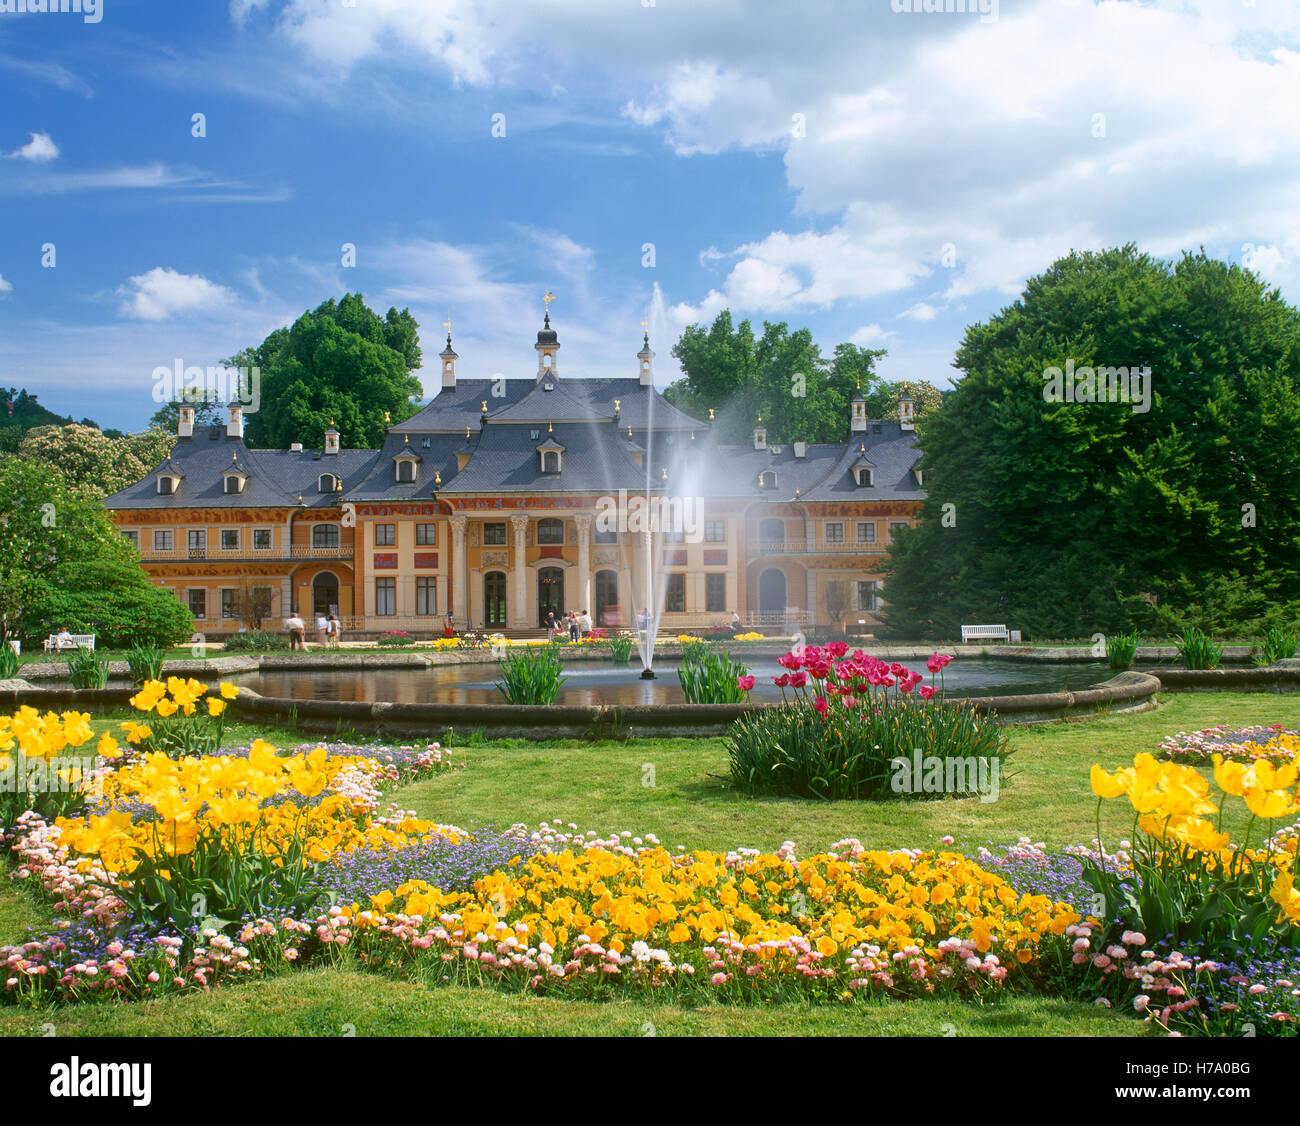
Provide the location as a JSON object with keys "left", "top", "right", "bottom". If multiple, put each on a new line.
{"left": 538, "top": 567, "right": 564, "bottom": 627}
{"left": 594, "top": 569, "right": 619, "bottom": 628}
{"left": 312, "top": 572, "right": 338, "bottom": 618}
{"left": 758, "top": 568, "right": 787, "bottom": 616}
{"left": 484, "top": 572, "right": 507, "bottom": 627}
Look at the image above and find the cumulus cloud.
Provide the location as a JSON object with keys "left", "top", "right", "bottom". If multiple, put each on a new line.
{"left": 0, "top": 273, "right": 12, "bottom": 295}
{"left": 6, "top": 132, "right": 59, "bottom": 163}
{"left": 117, "top": 267, "right": 236, "bottom": 321}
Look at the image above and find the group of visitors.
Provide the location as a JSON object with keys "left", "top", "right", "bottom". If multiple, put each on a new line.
{"left": 546, "top": 609, "right": 593, "bottom": 641}
{"left": 284, "top": 610, "right": 342, "bottom": 650}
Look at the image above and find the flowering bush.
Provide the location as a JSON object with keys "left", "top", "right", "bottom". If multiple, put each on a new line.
{"left": 124, "top": 678, "right": 239, "bottom": 758}
{"left": 376, "top": 631, "right": 415, "bottom": 648}
{"left": 1085, "top": 753, "right": 1300, "bottom": 959}
{"left": 732, "top": 632, "right": 765, "bottom": 642}
{"left": 726, "top": 647, "right": 1011, "bottom": 800}
{"left": 1157, "top": 725, "right": 1299, "bottom": 766}
{"left": 0, "top": 707, "right": 107, "bottom": 830}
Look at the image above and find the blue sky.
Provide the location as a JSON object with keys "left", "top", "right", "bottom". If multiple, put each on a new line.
{"left": 2, "top": 0, "right": 1299, "bottom": 433}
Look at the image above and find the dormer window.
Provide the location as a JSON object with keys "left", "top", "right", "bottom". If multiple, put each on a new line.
{"left": 758, "top": 470, "right": 778, "bottom": 490}
{"left": 913, "top": 468, "right": 924, "bottom": 487}
{"left": 397, "top": 461, "right": 416, "bottom": 484}
{"left": 319, "top": 473, "right": 339, "bottom": 493}
{"left": 855, "top": 467, "right": 874, "bottom": 487}
{"left": 536, "top": 436, "right": 565, "bottom": 474}
{"left": 158, "top": 476, "right": 176, "bottom": 496}
{"left": 224, "top": 474, "right": 246, "bottom": 495}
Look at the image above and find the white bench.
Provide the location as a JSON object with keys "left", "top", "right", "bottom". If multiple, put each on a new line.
{"left": 43, "top": 634, "right": 96, "bottom": 653}
{"left": 961, "top": 624, "right": 1009, "bottom": 644}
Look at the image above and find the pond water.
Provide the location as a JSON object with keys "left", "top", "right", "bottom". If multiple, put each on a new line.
{"left": 239, "top": 657, "right": 1117, "bottom": 707}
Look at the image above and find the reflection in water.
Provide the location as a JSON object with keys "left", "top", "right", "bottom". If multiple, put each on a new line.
{"left": 242, "top": 658, "right": 1114, "bottom": 707}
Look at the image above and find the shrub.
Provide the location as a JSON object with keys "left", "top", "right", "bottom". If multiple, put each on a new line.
{"left": 1262, "top": 626, "right": 1299, "bottom": 665}
{"left": 376, "top": 631, "right": 415, "bottom": 648}
{"left": 125, "top": 645, "right": 164, "bottom": 686}
{"left": 677, "top": 650, "right": 753, "bottom": 704}
{"left": 0, "top": 644, "right": 17, "bottom": 680}
{"left": 726, "top": 646, "right": 1012, "bottom": 801}
{"left": 66, "top": 648, "right": 109, "bottom": 689}
{"left": 222, "top": 631, "right": 290, "bottom": 652}
{"left": 1106, "top": 631, "right": 1138, "bottom": 670}
{"left": 1174, "top": 626, "right": 1224, "bottom": 670}
{"left": 0, "top": 707, "right": 100, "bottom": 830}
{"left": 124, "top": 678, "right": 238, "bottom": 758}
{"left": 21, "top": 561, "right": 193, "bottom": 649}
{"left": 605, "top": 632, "right": 635, "bottom": 664}
{"left": 496, "top": 647, "right": 566, "bottom": 705}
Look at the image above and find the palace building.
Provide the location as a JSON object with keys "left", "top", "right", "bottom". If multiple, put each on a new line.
{"left": 103, "top": 317, "right": 925, "bottom": 635}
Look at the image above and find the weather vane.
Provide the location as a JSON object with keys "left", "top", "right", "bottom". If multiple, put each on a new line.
{"left": 544, "top": 291, "right": 555, "bottom": 312}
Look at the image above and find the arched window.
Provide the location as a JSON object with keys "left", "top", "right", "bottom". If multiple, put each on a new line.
{"left": 224, "top": 474, "right": 245, "bottom": 495}
{"left": 855, "top": 467, "right": 873, "bottom": 487}
{"left": 319, "top": 473, "right": 338, "bottom": 493}
{"left": 396, "top": 461, "right": 415, "bottom": 483}
{"left": 542, "top": 451, "right": 561, "bottom": 473}
{"left": 158, "top": 476, "right": 176, "bottom": 496}
{"left": 758, "top": 470, "right": 777, "bottom": 490}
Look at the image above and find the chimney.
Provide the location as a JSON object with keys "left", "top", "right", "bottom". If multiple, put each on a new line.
{"left": 324, "top": 423, "right": 340, "bottom": 455}
{"left": 440, "top": 332, "right": 458, "bottom": 390}
{"left": 637, "top": 331, "right": 654, "bottom": 387}
{"left": 226, "top": 403, "right": 244, "bottom": 440}
{"left": 290, "top": 441, "right": 303, "bottom": 453}
{"left": 899, "top": 388, "right": 915, "bottom": 431}
{"left": 753, "top": 417, "right": 767, "bottom": 451}
{"left": 793, "top": 440, "right": 806, "bottom": 458}
{"left": 177, "top": 403, "right": 194, "bottom": 439}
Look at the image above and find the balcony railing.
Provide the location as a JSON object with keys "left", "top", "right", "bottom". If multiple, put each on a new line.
{"left": 747, "top": 539, "right": 888, "bottom": 555}
{"left": 140, "top": 546, "right": 354, "bottom": 563}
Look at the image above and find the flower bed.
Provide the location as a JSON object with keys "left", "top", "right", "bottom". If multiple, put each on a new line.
{"left": 1157, "top": 724, "right": 1299, "bottom": 766}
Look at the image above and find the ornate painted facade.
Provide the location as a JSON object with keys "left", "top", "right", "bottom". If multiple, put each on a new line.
{"left": 103, "top": 319, "right": 925, "bottom": 634}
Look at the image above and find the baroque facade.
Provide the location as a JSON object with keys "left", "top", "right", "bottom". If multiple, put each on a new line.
{"left": 103, "top": 319, "right": 925, "bottom": 635}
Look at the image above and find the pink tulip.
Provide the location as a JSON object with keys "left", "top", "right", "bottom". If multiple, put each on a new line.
{"left": 736, "top": 675, "right": 756, "bottom": 691}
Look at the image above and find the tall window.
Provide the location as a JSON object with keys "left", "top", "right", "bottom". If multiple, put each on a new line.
{"left": 374, "top": 524, "right": 395, "bottom": 547}
{"left": 153, "top": 530, "right": 174, "bottom": 552}
{"left": 665, "top": 573, "right": 687, "bottom": 613}
{"left": 824, "top": 522, "right": 844, "bottom": 544}
{"left": 704, "top": 521, "right": 726, "bottom": 543}
{"left": 857, "top": 521, "right": 877, "bottom": 544}
{"left": 396, "top": 461, "right": 416, "bottom": 483}
{"left": 221, "top": 589, "right": 238, "bottom": 619}
{"left": 594, "top": 525, "right": 617, "bottom": 544}
{"left": 706, "top": 573, "right": 726, "bottom": 612}
{"left": 121, "top": 530, "right": 139, "bottom": 549}
{"left": 221, "top": 529, "right": 239, "bottom": 551}
{"left": 483, "top": 522, "right": 506, "bottom": 545}
{"left": 187, "top": 530, "right": 206, "bottom": 553}
{"left": 313, "top": 524, "right": 340, "bottom": 549}
{"left": 857, "top": 580, "right": 881, "bottom": 612}
{"left": 375, "top": 578, "right": 396, "bottom": 615}
{"left": 416, "top": 523, "right": 437, "bottom": 546}
{"left": 537, "top": 518, "right": 564, "bottom": 545}
{"left": 187, "top": 589, "right": 206, "bottom": 619}
{"left": 416, "top": 577, "right": 437, "bottom": 615}
{"left": 888, "top": 520, "right": 909, "bottom": 541}
{"left": 158, "top": 476, "right": 175, "bottom": 496}
{"left": 253, "top": 529, "right": 272, "bottom": 551}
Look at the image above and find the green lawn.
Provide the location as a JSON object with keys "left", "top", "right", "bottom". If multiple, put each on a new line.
{"left": 1, "top": 690, "right": 1295, "bottom": 1036}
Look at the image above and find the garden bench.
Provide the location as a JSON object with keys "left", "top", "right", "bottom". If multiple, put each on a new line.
{"left": 960, "top": 624, "right": 1009, "bottom": 644}
{"left": 42, "top": 633, "right": 96, "bottom": 653}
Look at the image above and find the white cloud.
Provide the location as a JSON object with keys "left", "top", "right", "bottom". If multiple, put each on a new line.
{"left": 0, "top": 273, "right": 12, "bottom": 295}
{"left": 6, "top": 132, "right": 59, "bottom": 163}
{"left": 849, "top": 324, "right": 895, "bottom": 346}
{"left": 117, "top": 268, "right": 236, "bottom": 321}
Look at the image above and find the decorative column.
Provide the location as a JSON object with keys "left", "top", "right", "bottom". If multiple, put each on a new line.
{"left": 574, "top": 513, "right": 592, "bottom": 613}
{"left": 510, "top": 513, "right": 530, "bottom": 629}
{"left": 449, "top": 515, "right": 468, "bottom": 627}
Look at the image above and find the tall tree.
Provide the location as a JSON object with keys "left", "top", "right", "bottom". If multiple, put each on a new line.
{"left": 882, "top": 245, "right": 1300, "bottom": 639}
{"left": 242, "top": 294, "right": 423, "bottom": 450}
{"left": 16, "top": 424, "right": 174, "bottom": 497}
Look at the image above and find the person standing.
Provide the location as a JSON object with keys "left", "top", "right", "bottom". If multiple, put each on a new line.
{"left": 286, "top": 611, "right": 306, "bottom": 651}
{"left": 568, "top": 611, "right": 579, "bottom": 642}
{"left": 546, "top": 610, "right": 558, "bottom": 639}
{"left": 327, "top": 612, "right": 341, "bottom": 649}
{"left": 731, "top": 609, "right": 741, "bottom": 631}
{"left": 315, "top": 611, "right": 329, "bottom": 649}
{"left": 444, "top": 613, "right": 456, "bottom": 639}
{"left": 579, "top": 608, "right": 593, "bottom": 638}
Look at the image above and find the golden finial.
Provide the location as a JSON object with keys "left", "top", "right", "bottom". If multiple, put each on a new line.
{"left": 481, "top": 401, "right": 488, "bottom": 413}
{"left": 548, "top": 421, "right": 553, "bottom": 433}
{"left": 690, "top": 432, "right": 695, "bottom": 441}
{"left": 336, "top": 479, "right": 342, "bottom": 492}
{"left": 660, "top": 467, "right": 667, "bottom": 481}
{"left": 232, "top": 451, "right": 237, "bottom": 462}
{"left": 297, "top": 493, "right": 303, "bottom": 504}
{"left": 627, "top": 424, "right": 633, "bottom": 437}
{"left": 404, "top": 433, "right": 409, "bottom": 444}
{"left": 434, "top": 470, "right": 442, "bottom": 486}
{"left": 708, "top": 407, "right": 715, "bottom": 421}
{"left": 544, "top": 290, "right": 555, "bottom": 310}
{"left": 443, "top": 318, "right": 451, "bottom": 333}
{"left": 757, "top": 414, "right": 762, "bottom": 424}
{"left": 466, "top": 425, "right": 471, "bottom": 440}
{"left": 614, "top": 398, "right": 621, "bottom": 412}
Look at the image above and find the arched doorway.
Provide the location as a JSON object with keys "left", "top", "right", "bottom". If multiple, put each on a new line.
{"left": 594, "top": 569, "right": 619, "bottom": 628}
{"left": 758, "top": 568, "right": 787, "bottom": 617}
{"left": 537, "top": 566, "right": 564, "bottom": 627}
{"left": 483, "top": 572, "right": 507, "bottom": 628}
{"left": 312, "top": 571, "right": 338, "bottom": 617}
